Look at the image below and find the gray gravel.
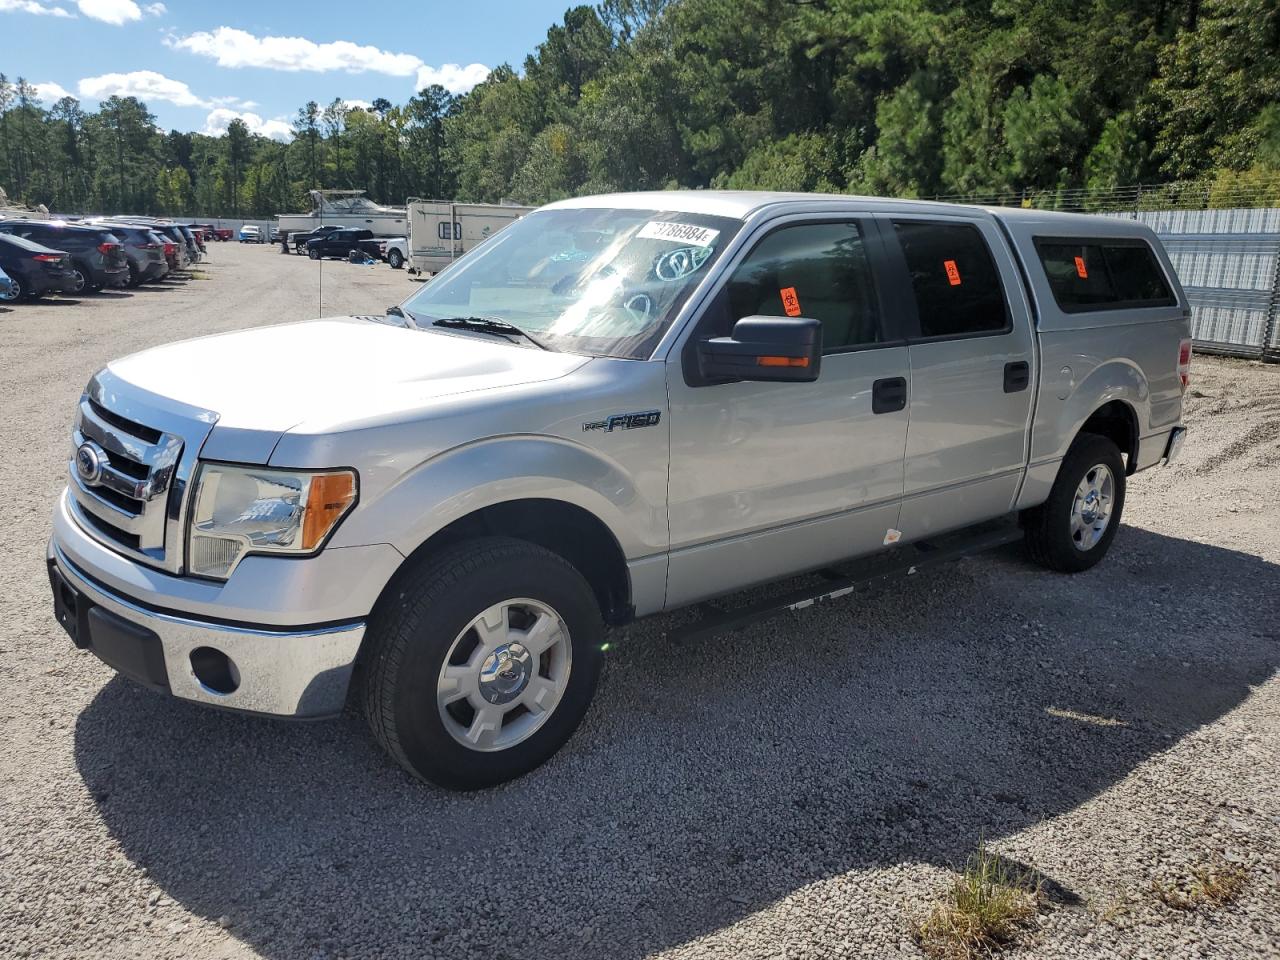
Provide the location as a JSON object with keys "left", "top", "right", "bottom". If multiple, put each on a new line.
{"left": 1, "top": 244, "right": 1278, "bottom": 960}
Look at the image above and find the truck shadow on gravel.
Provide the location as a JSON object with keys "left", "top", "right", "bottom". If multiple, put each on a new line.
{"left": 73, "top": 526, "right": 1278, "bottom": 960}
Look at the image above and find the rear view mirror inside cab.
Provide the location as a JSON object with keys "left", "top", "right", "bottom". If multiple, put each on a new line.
{"left": 696, "top": 316, "right": 822, "bottom": 383}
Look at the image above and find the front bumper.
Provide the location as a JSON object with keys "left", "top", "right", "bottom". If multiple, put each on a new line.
{"left": 49, "top": 541, "right": 365, "bottom": 717}
{"left": 48, "top": 488, "right": 401, "bottom": 718}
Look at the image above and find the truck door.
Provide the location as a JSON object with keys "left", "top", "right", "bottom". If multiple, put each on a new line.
{"left": 874, "top": 215, "right": 1036, "bottom": 541}
{"left": 665, "top": 216, "right": 913, "bottom": 609}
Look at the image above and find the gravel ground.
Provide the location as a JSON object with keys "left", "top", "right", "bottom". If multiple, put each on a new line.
{"left": 1, "top": 243, "right": 1277, "bottom": 960}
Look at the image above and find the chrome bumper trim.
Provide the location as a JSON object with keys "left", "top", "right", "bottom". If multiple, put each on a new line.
{"left": 1163, "top": 426, "right": 1188, "bottom": 465}
{"left": 50, "top": 541, "right": 364, "bottom": 718}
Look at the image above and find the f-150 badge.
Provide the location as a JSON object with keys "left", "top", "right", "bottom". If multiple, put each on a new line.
{"left": 583, "top": 411, "right": 662, "bottom": 433}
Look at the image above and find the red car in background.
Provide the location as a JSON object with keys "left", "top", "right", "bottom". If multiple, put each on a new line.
{"left": 191, "top": 223, "right": 233, "bottom": 242}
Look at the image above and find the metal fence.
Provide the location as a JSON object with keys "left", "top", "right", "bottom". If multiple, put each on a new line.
{"left": 1102, "top": 207, "right": 1280, "bottom": 361}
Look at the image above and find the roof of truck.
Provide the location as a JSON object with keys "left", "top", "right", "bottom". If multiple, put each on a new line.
{"left": 544, "top": 190, "right": 1140, "bottom": 231}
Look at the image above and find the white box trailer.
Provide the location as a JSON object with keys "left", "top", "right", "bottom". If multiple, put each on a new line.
{"left": 407, "top": 200, "right": 532, "bottom": 275}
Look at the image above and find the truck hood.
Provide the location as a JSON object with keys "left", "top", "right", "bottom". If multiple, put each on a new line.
{"left": 106, "top": 317, "right": 589, "bottom": 457}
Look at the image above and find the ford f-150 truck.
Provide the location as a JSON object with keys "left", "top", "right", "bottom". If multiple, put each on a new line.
{"left": 48, "top": 191, "right": 1190, "bottom": 789}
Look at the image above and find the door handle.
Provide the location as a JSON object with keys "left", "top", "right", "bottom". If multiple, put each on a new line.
{"left": 872, "top": 376, "right": 907, "bottom": 414}
{"left": 1003, "top": 361, "right": 1030, "bottom": 393}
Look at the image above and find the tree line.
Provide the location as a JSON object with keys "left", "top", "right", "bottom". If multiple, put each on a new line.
{"left": 2, "top": 0, "right": 1279, "bottom": 219}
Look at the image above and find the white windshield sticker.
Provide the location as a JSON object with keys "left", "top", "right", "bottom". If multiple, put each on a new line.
{"left": 637, "top": 221, "right": 720, "bottom": 247}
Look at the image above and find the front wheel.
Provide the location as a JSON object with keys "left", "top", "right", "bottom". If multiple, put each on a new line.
{"left": 1024, "top": 433, "right": 1126, "bottom": 573}
{"left": 308, "top": 247, "right": 321, "bottom": 260}
{"left": 387, "top": 249, "right": 404, "bottom": 270}
{"left": 360, "top": 537, "right": 603, "bottom": 790}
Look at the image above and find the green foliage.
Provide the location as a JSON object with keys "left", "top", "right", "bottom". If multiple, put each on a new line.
{"left": 1, "top": 0, "right": 1276, "bottom": 215}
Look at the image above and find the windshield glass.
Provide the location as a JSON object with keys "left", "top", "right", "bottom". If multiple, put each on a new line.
{"left": 400, "top": 207, "right": 742, "bottom": 359}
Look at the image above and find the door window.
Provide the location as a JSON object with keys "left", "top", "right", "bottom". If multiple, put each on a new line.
{"left": 892, "top": 220, "right": 1009, "bottom": 338}
{"left": 718, "top": 222, "right": 882, "bottom": 351}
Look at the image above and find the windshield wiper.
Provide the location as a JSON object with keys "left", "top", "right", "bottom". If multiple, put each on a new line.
{"left": 431, "top": 316, "right": 554, "bottom": 352}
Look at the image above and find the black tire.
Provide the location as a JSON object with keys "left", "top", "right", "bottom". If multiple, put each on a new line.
{"left": 388, "top": 249, "right": 404, "bottom": 270}
{"left": 0, "top": 277, "right": 19, "bottom": 302}
{"left": 69, "top": 265, "right": 87, "bottom": 294}
{"left": 361, "top": 537, "right": 604, "bottom": 790}
{"left": 1024, "top": 432, "right": 1126, "bottom": 573}
{"left": 308, "top": 247, "right": 321, "bottom": 260}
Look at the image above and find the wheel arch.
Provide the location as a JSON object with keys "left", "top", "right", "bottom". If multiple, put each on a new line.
{"left": 1078, "top": 398, "right": 1140, "bottom": 474}
{"left": 372, "top": 498, "right": 634, "bottom": 630}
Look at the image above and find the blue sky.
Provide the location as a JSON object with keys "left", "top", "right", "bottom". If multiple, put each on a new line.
{"left": 1, "top": 0, "right": 575, "bottom": 137}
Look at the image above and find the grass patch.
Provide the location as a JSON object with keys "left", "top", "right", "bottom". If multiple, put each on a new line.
{"left": 916, "top": 842, "right": 1042, "bottom": 960}
{"left": 1152, "top": 861, "right": 1248, "bottom": 911}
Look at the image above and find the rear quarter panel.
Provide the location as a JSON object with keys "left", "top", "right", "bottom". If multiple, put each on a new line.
{"left": 995, "top": 214, "right": 1189, "bottom": 508}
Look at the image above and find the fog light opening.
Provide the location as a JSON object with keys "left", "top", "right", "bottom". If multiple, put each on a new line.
{"left": 190, "top": 646, "right": 240, "bottom": 695}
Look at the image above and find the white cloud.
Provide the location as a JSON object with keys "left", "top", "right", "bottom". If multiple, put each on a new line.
{"left": 76, "top": 0, "right": 140, "bottom": 24}
{"left": 166, "top": 25, "right": 492, "bottom": 95}
{"left": 0, "top": 0, "right": 74, "bottom": 17}
{"left": 78, "top": 70, "right": 211, "bottom": 108}
{"left": 415, "top": 62, "right": 490, "bottom": 95}
{"left": 203, "top": 108, "right": 293, "bottom": 141}
{"left": 169, "top": 26, "right": 421, "bottom": 75}
{"left": 33, "top": 81, "right": 74, "bottom": 103}
{"left": 142, "top": 1, "right": 163, "bottom": 13}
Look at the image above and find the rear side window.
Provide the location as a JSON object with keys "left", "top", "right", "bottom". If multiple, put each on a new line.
{"left": 1035, "top": 238, "right": 1175, "bottom": 312}
{"left": 722, "top": 221, "right": 882, "bottom": 351}
{"left": 892, "top": 220, "right": 1009, "bottom": 338}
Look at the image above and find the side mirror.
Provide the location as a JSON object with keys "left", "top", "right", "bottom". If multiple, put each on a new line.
{"left": 696, "top": 316, "right": 822, "bottom": 383}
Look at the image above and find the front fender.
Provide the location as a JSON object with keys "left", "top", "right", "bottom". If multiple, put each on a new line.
{"left": 331, "top": 434, "right": 665, "bottom": 561}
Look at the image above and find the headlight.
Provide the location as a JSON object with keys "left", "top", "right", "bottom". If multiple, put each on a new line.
{"left": 187, "top": 464, "right": 357, "bottom": 579}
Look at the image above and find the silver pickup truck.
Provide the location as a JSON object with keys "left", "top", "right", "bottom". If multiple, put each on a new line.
{"left": 48, "top": 191, "right": 1190, "bottom": 789}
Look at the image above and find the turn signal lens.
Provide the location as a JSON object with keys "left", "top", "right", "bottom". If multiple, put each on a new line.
{"left": 757, "top": 356, "right": 810, "bottom": 368}
{"left": 302, "top": 472, "right": 357, "bottom": 549}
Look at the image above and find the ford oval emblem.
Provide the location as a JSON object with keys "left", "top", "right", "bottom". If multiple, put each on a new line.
{"left": 76, "top": 441, "right": 104, "bottom": 486}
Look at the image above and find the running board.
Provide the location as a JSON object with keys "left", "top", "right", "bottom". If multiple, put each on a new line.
{"left": 668, "top": 518, "right": 1024, "bottom": 645}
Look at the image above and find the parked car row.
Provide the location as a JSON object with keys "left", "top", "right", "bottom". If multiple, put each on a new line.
{"left": 0, "top": 215, "right": 207, "bottom": 302}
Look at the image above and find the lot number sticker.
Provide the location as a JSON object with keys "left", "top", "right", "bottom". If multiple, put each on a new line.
{"left": 638, "top": 221, "right": 721, "bottom": 247}
{"left": 943, "top": 259, "right": 962, "bottom": 286}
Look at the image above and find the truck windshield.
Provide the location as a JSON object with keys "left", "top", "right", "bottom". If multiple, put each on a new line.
{"left": 399, "top": 207, "right": 742, "bottom": 359}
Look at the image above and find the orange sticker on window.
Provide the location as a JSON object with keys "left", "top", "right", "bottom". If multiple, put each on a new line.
{"left": 780, "top": 286, "right": 801, "bottom": 317}
{"left": 1074, "top": 255, "right": 1088, "bottom": 279}
{"left": 944, "top": 259, "right": 961, "bottom": 286}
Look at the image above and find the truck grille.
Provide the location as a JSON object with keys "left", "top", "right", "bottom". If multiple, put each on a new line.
{"left": 67, "top": 371, "right": 216, "bottom": 573}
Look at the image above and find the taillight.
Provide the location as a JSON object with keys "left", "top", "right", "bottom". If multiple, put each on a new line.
{"left": 97, "top": 242, "right": 118, "bottom": 255}
{"left": 164, "top": 242, "right": 176, "bottom": 255}
{"left": 33, "top": 254, "right": 60, "bottom": 262}
{"left": 1178, "top": 338, "right": 1192, "bottom": 392}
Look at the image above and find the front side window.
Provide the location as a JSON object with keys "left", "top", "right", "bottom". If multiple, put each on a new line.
{"left": 1036, "top": 238, "right": 1175, "bottom": 311}
{"left": 715, "top": 221, "right": 882, "bottom": 351}
{"left": 401, "top": 207, "right": 741, "bottom": 359}
{"left": 892, "top": 220, "right": 1009, "bottom": 338}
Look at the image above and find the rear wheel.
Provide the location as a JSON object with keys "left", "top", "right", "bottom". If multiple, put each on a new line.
{"left": 69, "top": 266, "right": 87, "bottom": 294}
{"left": 361, "top": 537, "right": 603, "bottom": 790}
{"left": 1024, "top": 433, "right": 1126, "bottom": 572}
{"left": 387, "top": 249, "right": 404, "bottom": 269}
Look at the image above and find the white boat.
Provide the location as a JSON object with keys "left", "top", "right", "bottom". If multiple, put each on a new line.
{"left": 275, "top": 190, "right": 408, "bottom": 238}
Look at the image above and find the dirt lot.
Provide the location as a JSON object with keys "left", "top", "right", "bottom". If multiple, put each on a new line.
{"left": 0, "top": 243, "right": 1277, "bottom": 960}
